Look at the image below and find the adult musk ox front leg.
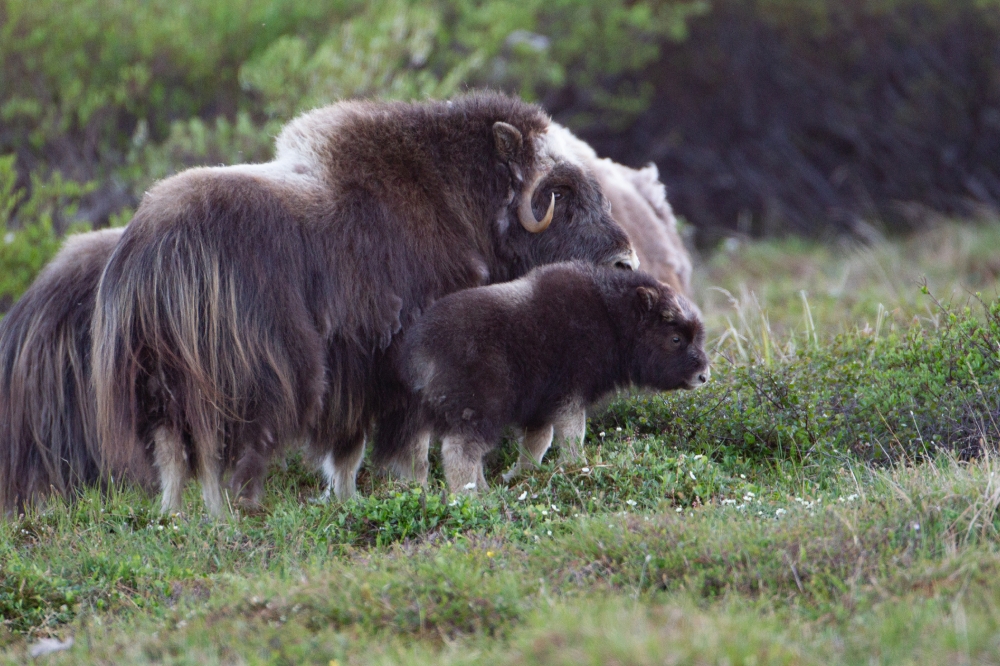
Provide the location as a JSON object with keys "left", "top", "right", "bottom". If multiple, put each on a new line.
{"left": 93, "top": 175, "right": 325, "bottom": 517}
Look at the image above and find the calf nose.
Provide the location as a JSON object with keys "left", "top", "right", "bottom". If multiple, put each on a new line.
{"left": 697, "top": 373, "right": 708, "bottom": 384}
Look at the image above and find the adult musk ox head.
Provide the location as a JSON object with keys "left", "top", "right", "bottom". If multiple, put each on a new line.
{"left": 546, "top": 123, "right": 692, "bottom": 294}
{"left": 0, "top": 228, "right": 146, "bottom": 515}
{"left": 93, "top": 91, "right": 638, "bottom": 516}
{"left": 490, "top": 121, "right": 639, "bottom": 277}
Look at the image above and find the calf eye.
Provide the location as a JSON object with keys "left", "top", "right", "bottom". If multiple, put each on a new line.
{"left": 672, "top": 336, "right": 681, "bottom": 344}
{"left": 553, "top": 191, "right": 564, "bottom": 200}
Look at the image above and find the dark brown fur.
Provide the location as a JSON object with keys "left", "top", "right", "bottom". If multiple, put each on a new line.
{"left": 396, "top": 261, "right": 709, "bottom": 492}
{"left": 92, "top": 92, "right": 637, "bottom": 514}
{"left": 0, "top": 229, "right": 150, "bottom": 514}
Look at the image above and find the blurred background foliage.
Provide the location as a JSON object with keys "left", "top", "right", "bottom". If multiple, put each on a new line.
{"left": 2, "top": 0, "right": 1000, "bottom": 301}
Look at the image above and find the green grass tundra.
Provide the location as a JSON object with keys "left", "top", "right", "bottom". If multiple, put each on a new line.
{"left": 3, "top": 221, "right": 1000, "bottom": 664}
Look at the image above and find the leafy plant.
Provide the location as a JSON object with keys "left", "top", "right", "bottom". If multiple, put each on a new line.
{"left": 0, "top": 155, "right": 92, "bottom": 310}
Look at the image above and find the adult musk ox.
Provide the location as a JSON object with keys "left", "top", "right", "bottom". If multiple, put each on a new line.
{"left": 370, "top": 125, "right": 697, "bottom": 481}
{"left": 0, "top": 228, "right": 145, "bottom": 514}
{"left": 93, "top": 92, "right": 639, "bottom": 516}
{"left": 395, "top": 261, "right": 708, "bottom": 493}
{"left": 547, "top": 124, "right": 692, "bottom": 295}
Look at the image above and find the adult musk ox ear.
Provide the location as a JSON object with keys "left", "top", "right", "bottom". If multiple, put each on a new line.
{"left": 493, "top": 122, "right": 523, "bottom": 163}
{"left": 636, "top": 286, "right": 659, "bottom": 312}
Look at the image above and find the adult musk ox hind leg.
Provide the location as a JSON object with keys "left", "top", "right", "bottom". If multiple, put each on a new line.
{"left": 93, "top": 175, "right": 325, "bottom": 517}
{"left": 0, "top": 228, "right": 149, "bottom": 515}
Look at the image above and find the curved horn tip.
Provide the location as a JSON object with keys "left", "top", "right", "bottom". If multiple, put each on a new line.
{"left": 522, "top": 192, "right": 555, "bottom": 234}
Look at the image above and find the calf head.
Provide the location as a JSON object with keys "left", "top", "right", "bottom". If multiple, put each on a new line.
{"left": 493, "top": 122, "right": 638, "bottom": 277}
{"left": 631, "top": 283, "right": 709, "bottom": 390}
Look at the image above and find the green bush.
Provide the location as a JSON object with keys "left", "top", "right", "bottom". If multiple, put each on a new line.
{"left": 0, "top": 155, "right": 91, "bottom": 309}
{"left": 596, "top": 290, "right": 1000, "bottom": 466}
{"left": 0, "top": 0, "right": 703, "bottom": 193}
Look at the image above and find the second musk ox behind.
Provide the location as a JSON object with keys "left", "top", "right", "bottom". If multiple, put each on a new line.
{"left": 396, "top": 261, "right": 709, "bottom": 493}
{"left": 92, "top": 92, "right": 638, "bottom": 516}
{"left": 0, "top": 229, "right": 137, "bottom": 514}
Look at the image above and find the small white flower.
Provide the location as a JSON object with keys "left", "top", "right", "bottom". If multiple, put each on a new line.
{"left": 551, "top": 505, "right": 559, "bottom": 512}
{"left": 581, "top": 467, "right": 590, "bottom": 473}
{"left": 546, "top": 530, "right": 552, "bottom": 536}
{"left": 599, "top": 431, "right": 606, "bottom": 437}
{"left": 463, "top": 482, "right": 477, "bottom": 490}
{"left": 775, "top": 508, "right": 787, "bottom": 517}
{"left": 541, "top": 510, "right": 548, "bottom": 516}
{"left": 626, "top": 499, "right": 637, "bottom": 507}
{"left": 689, "top": 471, "right": 697, "bottom": 481}
{"left": 517, "top": 491, "right": 528, "bottom": 501}
{"left": 740, "top": 474, "right": 746, "bottom": 479}
{"left": 616, "top": 427, "right": 622, "bottom": 432}
{"left": 912, "top": 523, "right": 920, "bottom": 531}
{"left": 675, "top": 507, "right": 683, "bottom": 512}
{"left": 3, "top": 232, "right": 14, "bottom": 244}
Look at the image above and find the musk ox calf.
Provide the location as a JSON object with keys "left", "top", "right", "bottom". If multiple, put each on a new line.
{"left": 93, "top": 92, "right": 638, "bottom": 516}
{"left": 0, "top": 228, "right": 146, "bottom": 514}
{"left": 395, "top": 261, "right": 709, "bottom": 493}
{"left": 547, "top": 124, "right": 693, "bottom": 295}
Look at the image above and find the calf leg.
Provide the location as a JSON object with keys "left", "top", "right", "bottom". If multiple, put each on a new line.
{"left": 502, "top": 425, "right": 554, "bottom": 482}
{"left": 153, "top": 426, "right": 187, "bottom": 515}
{"left": 384, "top": 428, "right": 431, "bottom": 485}
{"left": 441, "top": 433, "right": 487, "bottom": 493}
{"left": 553, "top": 405, "right": 587, "bottom": 464}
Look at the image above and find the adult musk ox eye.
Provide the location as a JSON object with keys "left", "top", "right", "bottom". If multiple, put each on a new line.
{"left": 672, "top": 336, "right": 681, "bottom": 344}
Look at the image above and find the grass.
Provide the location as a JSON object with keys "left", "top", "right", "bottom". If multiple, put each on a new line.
{"left": 4, "top": 220, "right": 1000, "bottom": 663}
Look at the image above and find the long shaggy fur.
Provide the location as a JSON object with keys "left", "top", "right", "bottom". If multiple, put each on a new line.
{"left": 93, "top": 92, "right": 637, "bottom": 514}
{"left": 0, "top": 228, "right": 144, "bottom": 514}
{"left": 547, "top": 124, "right": 693, "bottom": 294}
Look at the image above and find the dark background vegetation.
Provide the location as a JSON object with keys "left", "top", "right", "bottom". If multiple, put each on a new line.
{"left": 4, "top": 0, "right": 1000, "bottom": 256}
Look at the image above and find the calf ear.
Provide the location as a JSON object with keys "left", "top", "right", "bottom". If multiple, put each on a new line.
{"left": 636, "top": 286, "right": 658, "bottom": 312}
{"left": 493, "top": 122, "right": 523, "bottom": 162}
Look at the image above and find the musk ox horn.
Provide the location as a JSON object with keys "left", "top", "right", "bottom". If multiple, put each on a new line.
{"left": 518, "top": 174, "right": 555, "bottom": 233}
